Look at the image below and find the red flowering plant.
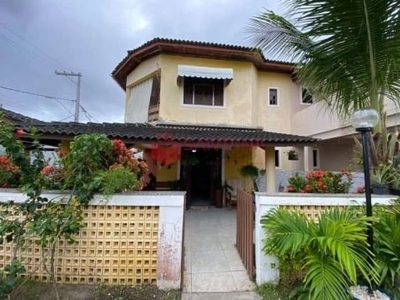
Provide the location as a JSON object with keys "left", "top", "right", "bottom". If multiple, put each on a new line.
{"left": 0, "top": 156, "right": 21, "bottom": 188}
{"left": 42, "top": 135, "right": 150, "bottom": 203}
{"left": 286, "top": 169, "right": 353, "bottom": 193}
{"left": 0, "top": 121, "right": 45, "bottom": 192}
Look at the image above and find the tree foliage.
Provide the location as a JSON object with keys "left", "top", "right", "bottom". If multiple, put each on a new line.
{"left": 247, "top": 0, "right": 400, "bottom": 136}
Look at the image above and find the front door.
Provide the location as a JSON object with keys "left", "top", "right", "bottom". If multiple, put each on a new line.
{"left": 180, "top": 148, "right": 221, "bottom": 207}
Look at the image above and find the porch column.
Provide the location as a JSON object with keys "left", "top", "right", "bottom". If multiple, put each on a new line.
{"left": 304, "top": 146, "right": 313, "bottom": 171}
{"left": 265, "top": 146, "right": 276, "bottom": 193}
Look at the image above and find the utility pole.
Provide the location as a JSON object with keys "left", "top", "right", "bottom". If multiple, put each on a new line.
{"left": 55, "top": 71, "right": 82, "bottom": 122}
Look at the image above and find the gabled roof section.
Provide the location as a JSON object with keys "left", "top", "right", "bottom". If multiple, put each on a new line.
{"left": 112, "top": 37, "right": 295, "bottom": 89}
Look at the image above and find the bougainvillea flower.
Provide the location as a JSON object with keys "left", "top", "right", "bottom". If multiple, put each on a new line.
{"left": 15, "top": 128, "right": 24, "bottom": 137}
{"left": 41, "top": 165, "right": 55, "bottom": 176}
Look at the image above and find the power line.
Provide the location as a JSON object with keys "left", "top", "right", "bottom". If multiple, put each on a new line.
{"left": 0, "top": 22, "right": 70, "bottom": 71}
{"left": 0, "top": 85, "right": 75, "bottom": 102}
{"left": 0, "top": 23, "right": 106, "bottom": 122}
{"left": 80, "top": 104, "right": 100, "bottom": 123}
{"left": 56, "top": 99, "right": 74, "bottom": 115}
{"left": 0, "top": 23, "right": 76, "bottom": 89}
{"left": 57, "top": 114, "right": 74, "bottom": 122}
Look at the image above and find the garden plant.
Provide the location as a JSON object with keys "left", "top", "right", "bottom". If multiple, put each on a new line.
{"left": 261, "top": 201, "right": 400, "bottom": 300}
{"left": 286, "top": 169, "right": 353, "bottom": 193}
{"left": 0, "top": 118, "right": 147, "bottom": 299}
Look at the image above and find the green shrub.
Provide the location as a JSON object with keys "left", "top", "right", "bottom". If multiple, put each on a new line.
{"left": 261, "top": 207, "right": 377, "bottom": 300}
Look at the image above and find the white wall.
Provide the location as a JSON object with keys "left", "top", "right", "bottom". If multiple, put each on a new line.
{"left": 254, "top": 193, "right": 396, "bottom": 285}
{"left": 0, "top": 190, "right": 186, "bottom": 290}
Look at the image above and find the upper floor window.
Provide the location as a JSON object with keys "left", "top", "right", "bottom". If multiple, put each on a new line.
{"left": 183, "top": 77, "right": 224, "bottom": 107}
{"left": 301, "top": 88, "right": 313, "bottom": 105}
{"left": 268, "top": 88, "right": 279, "bottom": 106}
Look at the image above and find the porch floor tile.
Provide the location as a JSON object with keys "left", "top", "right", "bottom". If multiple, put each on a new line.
{"left": 183, "top": 207, "right": 255, "bottom": 294}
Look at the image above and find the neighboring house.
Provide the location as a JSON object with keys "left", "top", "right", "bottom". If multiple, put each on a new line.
{"left": 111, "top": 38, "right": 320, "bottom": 205}
{"left": 291, "top": 95, "right": 400, "bottom": 172}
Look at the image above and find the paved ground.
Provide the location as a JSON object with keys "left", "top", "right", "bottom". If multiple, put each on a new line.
{"left": 182, "top": 207, "right": 260, "bottom": 299}
{"left": 181, "top": 292, "right": 261, "bottom": 300}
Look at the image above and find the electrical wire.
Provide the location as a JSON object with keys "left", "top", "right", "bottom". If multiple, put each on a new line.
{"left": 0, "top": 23, "right": 107, "bottom": 122}
{"left": 56, "top": 99, "right": 74, "bottom": 115}
{"left": 57, "top": 114, "right": 74, "bottom": 122}
{"left": 80, "top": 104, "right": 100, "bottom": 123}
{"left": 0, "top": 85, "right": 75, "bottom": 102}
{"left": 0, "top": 22, "right": 71, "bottom": 72}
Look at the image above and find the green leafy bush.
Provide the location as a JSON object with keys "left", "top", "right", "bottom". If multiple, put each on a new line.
{"left": 374, "top": 200, "right": 400, "bottom": 299}
{"left": 261, "top": 207, "right": 376, "bottom": 300}
{"left": 0, "top": 118, "right": 149, "bottom": 297}
{"left": 96, "top": 166, "right": 139, "bottom": 196}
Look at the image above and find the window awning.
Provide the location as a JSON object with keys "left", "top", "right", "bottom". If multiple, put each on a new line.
{"left": 177, "top": 65, "right": 234, "bottom": 80}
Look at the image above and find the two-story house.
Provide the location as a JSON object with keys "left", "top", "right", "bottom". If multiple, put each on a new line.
{"left": 111, "top": 38, "right": 321, "bottom": 206}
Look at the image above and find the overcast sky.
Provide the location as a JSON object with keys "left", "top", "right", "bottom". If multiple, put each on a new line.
{"left": 0, "top": 0, "right": 282, "bottom": 123}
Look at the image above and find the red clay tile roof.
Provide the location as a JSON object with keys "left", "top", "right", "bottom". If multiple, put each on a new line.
{"left": 112, "top": 38, "right": 295, "bottom": 89}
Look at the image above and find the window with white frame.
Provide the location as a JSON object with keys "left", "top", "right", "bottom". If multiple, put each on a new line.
{"left": 313, "top": 149, "right": 319, "bottom": 168}
{"left": 275, "top": 149, "right": 280, "bottom": 168}
{"left": 301, "top": 88, "right": 313, "bottom": 104}
{"left": 183, "top": 77, "right": 224, "bottom": 107}
{"left": 268, "top": 88, "right": 279, "bottom": 106}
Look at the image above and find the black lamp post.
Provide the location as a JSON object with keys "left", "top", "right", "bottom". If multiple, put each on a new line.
{"left": 351, "top": 108, "right": 380, "bottom": 279}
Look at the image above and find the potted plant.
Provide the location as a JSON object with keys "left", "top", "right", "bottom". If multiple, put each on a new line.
{"left": 288, "top": 150, "right": 299, "bottom": 160}
{"left": 222, "top": 181, "right": 234, "bottom": 208}
{"left": 371, "top": 163, "right": 397, "bottom": 195}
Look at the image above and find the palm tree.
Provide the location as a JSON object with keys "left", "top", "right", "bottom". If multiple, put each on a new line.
{"left": 247, "top": 0, "right": 400, "bottom": 165}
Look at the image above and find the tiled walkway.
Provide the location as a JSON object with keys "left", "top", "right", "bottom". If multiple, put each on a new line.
{"left": 182, "top": 207, "right": 258, "bottom": 298}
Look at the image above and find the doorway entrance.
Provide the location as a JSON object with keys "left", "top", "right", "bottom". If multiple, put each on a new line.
{"left": 180, "top": 148, "right": 222, "bottom": 207}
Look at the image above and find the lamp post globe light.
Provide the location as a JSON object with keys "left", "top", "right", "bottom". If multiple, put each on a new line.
{"left": 351, "top": 108, "right": 380, "bottom": 280}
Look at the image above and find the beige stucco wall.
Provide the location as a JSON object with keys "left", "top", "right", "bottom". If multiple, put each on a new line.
{"left": 252, "top": 146, "right": 294, "bottom": 172}
{"left": 126, "top": 56, "right": 161, "bottom": 88}
{"left": 258, "top": 72, "right": 295, "bottom": 133}
{"left": 123, "top": 53, "right": 318, "bottom": 135}
{"left": 157, "top": 163, "right": 178, "bottom": 182}
{"left": 317, "top": 139, "right": 356, "bottom": 171}
{"left": 157, "top": 55, "right": 256, "bottom": 126}
{"left": 291, "top": 95, "right": 400, "bottom": 140}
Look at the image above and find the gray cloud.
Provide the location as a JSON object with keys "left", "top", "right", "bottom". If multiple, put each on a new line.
{"left": 0, "top": 0, "right": 282, "bottom": 123}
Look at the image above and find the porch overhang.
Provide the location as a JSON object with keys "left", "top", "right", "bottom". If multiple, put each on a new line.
{"left": 15, "top": 121, "right": 318, "bottom": 148}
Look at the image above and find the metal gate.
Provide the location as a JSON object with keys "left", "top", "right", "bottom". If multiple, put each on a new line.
{"left": 236, "top": 189, "right": 255, "bottom": 278}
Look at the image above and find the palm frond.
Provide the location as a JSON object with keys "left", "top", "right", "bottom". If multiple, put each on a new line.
{"left": 261, "top": 208, "right": 312, "bottom": 257}
{"left": 304, "top": 254, "right": 350, "bottom": 300}
{"left": 246, "top": 10, "right": 312, "bottom": 62}
{"left": 314, "top": 207, "right": 378, "bottom": 285}
{"left": 248, "top": 0, "right": 400, "bottom": 123}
